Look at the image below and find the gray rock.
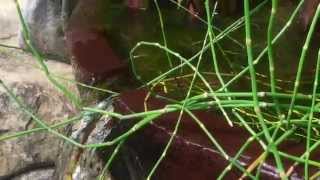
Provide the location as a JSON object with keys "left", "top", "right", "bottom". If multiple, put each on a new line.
{"left": 12, "top": 169, "right": 55, "bottom": 180}
{"left": 18, "top": 0, "right": 78, "bottom": 62}
{"left": 0, "top": 49, "right": 77, "bottom": 179}
{"left": 0, "top": 47, "right": 113, "bottom": 180}
{"left": 0, "top": 0, "right": 21, "bottom": 46}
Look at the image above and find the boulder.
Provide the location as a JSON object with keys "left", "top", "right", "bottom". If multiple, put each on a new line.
{"left": 18, "top": 0, "right": 78, "bottom": 62}
{"left": 0, "top": 49, "right": 77, "bottom": 179}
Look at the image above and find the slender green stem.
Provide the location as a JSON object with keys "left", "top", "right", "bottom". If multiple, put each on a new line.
{"left": 148, "top": 28, "right": 211, "bottom": 179}
{"left": 286, "top": 4, "right": 320, "bottom": 123}
{"left": 153, "top": 0, "right": 173, "bottom": 68}
{"left": 267, "top": 0, "right": 283, "bottom": 120}
{"left": 205, "top": 1, "right": 226, "bottom": 89}
{"left": 0, "top": 115, "right": 81, "bottom": 142}
{"left": 244, "top": 0, "right": 270, "bottom": 140}
{"left": 244, "top": 1, "right": 286, "bottom": 178}
{"left": 279, "top": 152, "right": 320, "bottom": 167}
{"left": 98, "top": 140, "right": 125, "bottom": 180}
{"left": 186, "top": 92, "right": 317, "bottom": 102}
{"left": 147, "top": 110, "right": 182, "bottom": 179}
{"left": 305, "top": 47, "right": 320, "bottom": 178}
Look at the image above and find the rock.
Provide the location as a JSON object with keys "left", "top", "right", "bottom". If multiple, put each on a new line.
{"left": 11, "top": 168, "right": 55, "bottom": 180}
{"left": 53, "top": 99, "right": 115, "bottom": 180}
{"left": 18, "top": 0, "right": 78, "bottom": 62}
{"left": 0, "top": 49, "right": 77, "bottom": 179}
{"left": 0, "top": 0, "right": 21, "bottom": 46}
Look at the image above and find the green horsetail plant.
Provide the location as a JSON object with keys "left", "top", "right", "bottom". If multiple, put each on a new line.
{"left": 3, "top": 0, "right": 320, "bottom": 179}
{"left": 218, "top": 0, "right": 305, "bottom": 92}
{"left": 286, "top": 3, "right": 320, "bottom": 124}
{"left": 305, "top": 28, "right": 320, "bottom": 178}
{"left": 243, "top": 0, "right": 286, "bottom": 178}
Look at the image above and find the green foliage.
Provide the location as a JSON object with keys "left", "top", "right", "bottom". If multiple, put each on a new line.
{"left": 1, "top": 0, "right": 320, "bottom": 179}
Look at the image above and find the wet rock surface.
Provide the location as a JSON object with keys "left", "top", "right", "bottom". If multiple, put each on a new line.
{"left": 54, "top": 99, "right": 114, "bottom": 180}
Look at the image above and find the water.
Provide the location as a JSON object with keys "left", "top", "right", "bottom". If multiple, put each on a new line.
{"left": 68, "top": 0, "right": 319, "bottom": 95}
{"left": 65, "top": 1, "right": 320, "bottom": 179}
